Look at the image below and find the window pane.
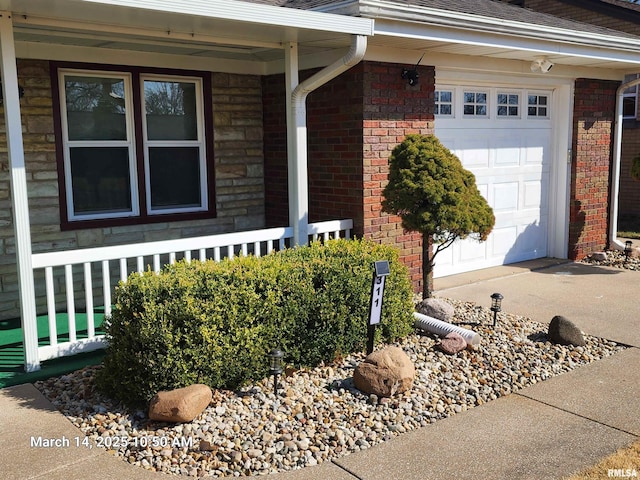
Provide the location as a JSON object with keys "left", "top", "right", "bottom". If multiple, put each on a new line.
{"left": 70, "top": 147, "right": 132, "bottom": 214}
{"left": 498, "top": 94, "right": 507, "bottom": 104}
{"left": 476, "top": 93, "right": 487, "bottom": 104}
{"left": 65, "top": 76, "right": 127, "bottom": 141}
{"left": 145, "top": 80, "right": 198, "bottom": 141}
{"left": 497, "top": 105, "right": 507, "bottom": 116}
{"left": 440, "top": 104, "right": 452, "bottom": 115}
{"left": 623, "top": 97, "right": 636, "bottom": 117}
{"left": 149, "top": 147, "right": 202, "bottom": 210}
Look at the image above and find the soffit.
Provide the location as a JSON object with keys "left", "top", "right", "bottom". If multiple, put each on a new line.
{"left": 1, "top": 0, "right": 372, "bottom": 66}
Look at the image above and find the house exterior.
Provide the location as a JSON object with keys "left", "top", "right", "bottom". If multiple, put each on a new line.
{"left": 496, "top": 0, "right": 640, "bottom": 222}
{"left": 2, "top": 0, "right": 640, "bottom": 371}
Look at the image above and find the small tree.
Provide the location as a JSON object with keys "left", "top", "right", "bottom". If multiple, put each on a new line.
{"left": 382, "top": 134, "right": 495, "bottom": 298}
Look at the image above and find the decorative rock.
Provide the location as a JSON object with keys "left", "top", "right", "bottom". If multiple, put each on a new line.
{"left": 548, "top": 315, "right": 586, "bottom": 346}
{"left": 590, "top": 251, "right": 608, "bottom": 261}
{"left": 353, "top": 346, "right": 415, "bottom": 397}
{"left": 438, "top": 332, "right": 467, "bottom": 354}
{"left": 149, "top": 384, "right": 212, "bottom": 423}
{"left": 416, "top": 298, "right": 454, "bottom": 322}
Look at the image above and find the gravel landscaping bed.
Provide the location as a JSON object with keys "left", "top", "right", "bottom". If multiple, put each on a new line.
{"left": 580, "top": 248, "right": 640, "bottom": 271}
{"left": 35, "top": 299, "right": 626, "bottom": 478}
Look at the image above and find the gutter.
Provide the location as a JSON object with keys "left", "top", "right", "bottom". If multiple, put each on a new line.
{"left": 609, "top": 76, "right": 640, "bottom": 251}
{"left": 352, "top": 0, "right": 640, "bottom": 52}
{"left": 288, "top": 34, "right": 368, "bottom": 246}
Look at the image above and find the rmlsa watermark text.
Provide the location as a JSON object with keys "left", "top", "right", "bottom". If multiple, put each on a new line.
{"left": 609, "top": 469, "right": 638, "bottom": 478}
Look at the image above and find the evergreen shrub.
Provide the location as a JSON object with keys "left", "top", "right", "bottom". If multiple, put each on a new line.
{"left": 96, "top": 238, "right": 414, "bottom": 406}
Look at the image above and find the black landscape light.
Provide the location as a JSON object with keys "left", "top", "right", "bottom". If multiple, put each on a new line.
{"left": 268, "top": 349, "right": 283, "bottom": 396}
{"left": 624, "top": 240, "right": 633, "bottom": 260}
{"left": 490, "top": 293, "right": 503, "bottom": 327}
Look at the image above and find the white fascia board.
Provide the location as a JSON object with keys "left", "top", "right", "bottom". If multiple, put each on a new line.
{"left": 374, "top": 19, "right": 640, "bottom": 68}
{"left": 79, "top": 0, "right": 374, "bottom": 36}
{"left": 361, "top": 0, "right": 640, "bottom": 52}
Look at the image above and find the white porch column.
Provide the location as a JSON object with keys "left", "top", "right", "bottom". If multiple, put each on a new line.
{"left": 0, "top": 12, "right": 39, "bottom": 372}
{"left": 284, "top": 42, "right": 308, "bottom": 247}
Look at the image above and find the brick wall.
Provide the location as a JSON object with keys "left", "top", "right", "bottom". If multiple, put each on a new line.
{"left": 0, "top": 60, "right": 266, "bottom": 320}
{"left": 263, "top": 61, "right": 435, "bottom": 292}
{"left": 569, "top": 78, "right": 619, "bottom": 259}
{"left": 361, "top": 62, "right": 435, "bottom": 291}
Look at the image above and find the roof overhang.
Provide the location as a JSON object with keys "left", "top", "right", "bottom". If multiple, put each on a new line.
{"left": 318, "top": 0, "right": 640, "bottom": 76}
{"left": 1, "top": 0, "right": 374, "bottom": 74}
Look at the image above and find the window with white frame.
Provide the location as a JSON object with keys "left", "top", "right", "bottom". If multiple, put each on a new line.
{"left": 463, "top": 91, "right": 488, "bottom": 117}
{"left": 527, "top": 94, "right": 549, "bottom": 118}
{"left": 623, "top": 73, "right": 639, "bottom": 119}
{"left": 55, "top": 65, "right": 213, "bottom": 226}
{"left": 497, "top": 93, "right": 519, "bottom": 117}
{"left": 435, "top": 90, "right": 453, "bottom": 116}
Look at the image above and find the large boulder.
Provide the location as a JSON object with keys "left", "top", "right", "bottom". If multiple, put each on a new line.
{"left": 548, "top": 315, "right": 586, "bottom": 347}
{"left": 416, "top": 298, "right": 454, "bottom": 322}
{"left": 353, "top": 346, "right": 415, "bottom": 397}
{"left": 149, "top": 384, "right": 212, "bottom": 423}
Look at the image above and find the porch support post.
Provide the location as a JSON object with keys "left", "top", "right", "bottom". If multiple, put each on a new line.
{"left": 284, "top": 42, "right": 308, "bottom": 247}
{"left": 0, "top": 12, "right": 39, "bottom": 372}
{"left": 610, "top": 77, "right": 640, "bottom": 251}
{"left": 285, "top": 36, "right": 368, "bottom": 247}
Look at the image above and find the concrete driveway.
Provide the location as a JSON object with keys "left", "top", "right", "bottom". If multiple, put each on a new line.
{"left": 434, "top": 259, "right": 639, "bottom": 348}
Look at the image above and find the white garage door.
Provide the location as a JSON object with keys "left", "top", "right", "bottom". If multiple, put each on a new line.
{"left": 434, "top": 86, "right": 552, "bottom": 278}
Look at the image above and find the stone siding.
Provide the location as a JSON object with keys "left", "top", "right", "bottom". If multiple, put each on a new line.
{"left": 0, "top": 60, "right": 265, "bottom": 320}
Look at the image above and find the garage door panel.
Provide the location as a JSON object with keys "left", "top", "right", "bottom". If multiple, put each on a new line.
{"left": 492, "top": 226, "right": 519, "bottom": 256}
{"left": 434, "top": 86, "right": 552, "bottom": 278}
{"left": 460, "top": 237, "right": 488, "bottom": 262}
{"left": 523, "top": 180, "right": 543, "bottom": 210}
{"left": 493, "top": 182, "right": 519, "bottom": 211}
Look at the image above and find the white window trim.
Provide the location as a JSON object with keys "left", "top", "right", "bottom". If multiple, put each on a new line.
{"left": 526, "top": 91, "right": 551, "bottom": 120}
{"left": 462, "top": 89, "right": 489, "bottom": 118}
{"left": 59, "top": 69, "right": 140, "bottom": 222}
{"left": 496, "top": 91, "right": 521, "bottom": 119}
{"left": 140, "top": 74, "right": 208, "bottom": 215}
{"left": 435, "top": 88, "right": 455, "bottom": 118}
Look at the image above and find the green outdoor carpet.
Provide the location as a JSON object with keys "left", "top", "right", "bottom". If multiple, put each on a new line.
{"left": 0, "top": 310, "right": 106, "bottom": 388}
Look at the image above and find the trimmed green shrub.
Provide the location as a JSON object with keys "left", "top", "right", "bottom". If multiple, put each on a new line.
{"left": 96, "top": 238, "right": 414, "bottom": 407}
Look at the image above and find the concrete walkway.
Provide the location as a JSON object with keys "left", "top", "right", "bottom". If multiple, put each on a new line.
{"left": 1, "top": 260, "right": 638, "bottom": 479}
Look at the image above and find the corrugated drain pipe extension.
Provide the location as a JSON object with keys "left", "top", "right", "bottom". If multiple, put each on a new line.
{"left": 610, "top": 76, "right": 640, "bottom": 251}
{"left": 413, "top": 312, "right": 482, "bottom": 346}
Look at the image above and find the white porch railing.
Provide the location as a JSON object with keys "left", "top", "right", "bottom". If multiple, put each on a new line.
{"left": 26, "top": 219, "right": 353, "bottom": 372}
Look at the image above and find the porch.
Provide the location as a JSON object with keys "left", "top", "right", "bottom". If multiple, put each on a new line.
{"left": 13, "top": 219, "right": 352, "bottom": 374}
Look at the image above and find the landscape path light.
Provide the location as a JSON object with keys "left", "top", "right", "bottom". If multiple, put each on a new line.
{"left": 268, "top": 349, "right": 283, "bottom": 397}
{"left": 490, "top": 293, "right": 503, "bottom": 327}
{"left": 624, "top": 240, "right": 633, "bottom": 260}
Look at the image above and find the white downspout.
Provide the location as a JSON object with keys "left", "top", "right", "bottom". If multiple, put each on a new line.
{"left": 286, "top": 35, "right": 368, "bottom": 246}
{"left": 0, "top": 12, "right": 39, "bottom": 372}
{"left": 610, "top": 77, "right": 640, "bottom": 251}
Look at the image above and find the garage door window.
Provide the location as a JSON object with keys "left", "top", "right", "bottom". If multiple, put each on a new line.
{"left": 463, "top": 91, "right": 488, "bottom": 117}
{"left": 497, "top": 93, "right": 519, "bottom": 117}
{"left": 435, "top": 90, "right": 453, "bottom": 116}
{"left": 528, "top": 94, "right": 549, "bottom": 118}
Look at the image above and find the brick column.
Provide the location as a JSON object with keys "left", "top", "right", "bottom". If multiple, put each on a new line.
{"left": 263, "top": 62, "right": 435, "bottom": 292}
{"left": 361, "top": 62, "right": 435, "bottom": 292}
{"left": 569, "top": 78, "right": 619, "bottom": 259}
